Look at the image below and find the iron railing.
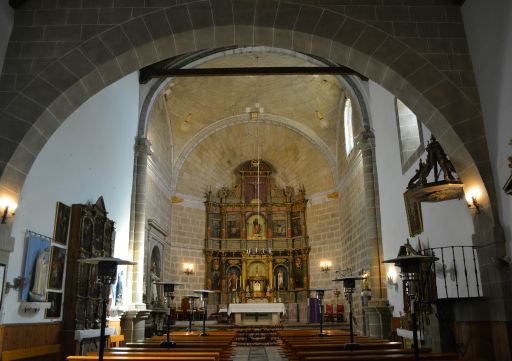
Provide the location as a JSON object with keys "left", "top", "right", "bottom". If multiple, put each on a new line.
{"left": 421, "top": 246, "right": 481, "bottom": 299}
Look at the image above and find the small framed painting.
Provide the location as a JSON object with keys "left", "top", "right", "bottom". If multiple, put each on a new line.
{"left": 53, "top": 202, "right": 71, "bottom": 245}
{"left": 48, "top": 246, "right": 66, "bottom": 290}
{"left": 45, "top": 291, "right": 62, "bottom": 319}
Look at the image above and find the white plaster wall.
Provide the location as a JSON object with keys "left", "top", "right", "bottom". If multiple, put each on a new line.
{"left": 2, "top": 73, "right": 139, "bottom": 324}
{"left": 462, "top": 0, "right": 512, "bottom": 254}
{"left": 370, "top": 81, "right": 475, "bottom": 317}
{"left": 0, "top": 1, "right": 13, "bottom": 72}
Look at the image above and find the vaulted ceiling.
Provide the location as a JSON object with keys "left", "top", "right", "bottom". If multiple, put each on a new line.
{"left": 150, "top": 51, "right": 349, "bottom": 197}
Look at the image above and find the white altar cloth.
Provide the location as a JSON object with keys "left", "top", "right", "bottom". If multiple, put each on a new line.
{"left": 227, "top": 303, "right": 286, "bottom": 315}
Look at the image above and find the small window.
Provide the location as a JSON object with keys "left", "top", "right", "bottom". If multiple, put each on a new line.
{"left": 395, "top": 99, "right": 424, "bottom": 172}
{"left": 344, "top": 98, "right": 354, "bottom": 156}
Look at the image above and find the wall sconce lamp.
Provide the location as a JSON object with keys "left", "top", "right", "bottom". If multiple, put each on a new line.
{"left": 465, "top": 187, "right": 481, "bottom": 214}
{"left": 386, "top": 267, "right": 398, "bottom": 291}
{"left": 0, "top": 197, "right": 18, "bottom": 224}
{"left": 5, "top": 276, "right": 25, "bottom": 293}
{"left": 183, "top": 263, "right": 194, "bottom": 275}
{"left": 320, "top": 261, "right": 331, "bottom": 273}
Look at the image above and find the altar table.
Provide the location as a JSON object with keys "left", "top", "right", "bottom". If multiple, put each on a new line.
{"left": 227, "top": 303, "right": 285, "bottom": 325}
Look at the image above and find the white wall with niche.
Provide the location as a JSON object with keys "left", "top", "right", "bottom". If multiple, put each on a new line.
{"left": 2, "top": 73, "right": 139, "bottom": 324}
{"left": 370, "top": 81, "right": 476, "bottom": 317}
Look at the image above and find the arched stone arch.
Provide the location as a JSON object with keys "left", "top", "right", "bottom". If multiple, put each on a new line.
{"left": 0, "top": 2, "right": 494, "bottom": 224}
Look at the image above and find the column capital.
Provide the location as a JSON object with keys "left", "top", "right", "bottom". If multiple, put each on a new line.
{"left": 134, "top": 137, "right": 153, "bottom": 155}
{"left": 355, "top": 126, "right": 375, "bottom": 150}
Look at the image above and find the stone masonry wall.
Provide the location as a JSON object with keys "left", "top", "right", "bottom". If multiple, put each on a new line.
{"left": 169, "top": 203, "right": 205, "bottom": 301}
{"left": 307, "top": 198, "right": 342, "bottom": 306}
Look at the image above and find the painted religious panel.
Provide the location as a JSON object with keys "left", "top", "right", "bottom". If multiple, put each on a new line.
{"left": 291, "top": 212, "right": 301, "bottom": 237}
{"left": 293, "top": 256, "right": 306, "bottom": 289}
{"left": 247, "top": 214, "right": 266, "bottom": 240}
{"left": 209, "top": 214, "right": 221, "bottom": 238}
{"left": 272, "top": 214, "right": 287, "bottom": 238}
{"left": 210, "top": 258, "right": 221, "bottom": 290}
{"left": 45, "top": 291, "right": 62, "bottom": 319}
{"left": 48, "top": 245, "right": 66, "bottom": 290}
{"left": 80, "top": 216, "right": 93, "bottom": 255}
{"left": 93, "top": 216, "right": 105, "bottom": 256}
{"left": 53, "top": 202, "right": 70, "bottom": 245}
{"left": 226, "top": 214, "right": 241, "bottom": 239}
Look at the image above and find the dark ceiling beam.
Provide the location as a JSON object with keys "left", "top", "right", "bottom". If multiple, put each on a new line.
{"left": 139, "top": 66, "right": 364, "bottom": 83}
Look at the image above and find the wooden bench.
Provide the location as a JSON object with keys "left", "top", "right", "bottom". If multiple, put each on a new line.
{"left": 302, "top": 353, "right": 461, "bottom": 361}
{"left": 2, "top": 344, "right": 62, "bottom": 361}
{"left": 109, "top": 335, "right": 125, "bottom": 348}
{"left": 67, "top": 356, "right": 216, "bottom": 361}
{"left": 99, "top": 351, "right": 220, "bottom": 361}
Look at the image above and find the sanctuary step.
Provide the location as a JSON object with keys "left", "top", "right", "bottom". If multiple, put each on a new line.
{"left": 234, "top": 326, "right": 282, "bottom": 346}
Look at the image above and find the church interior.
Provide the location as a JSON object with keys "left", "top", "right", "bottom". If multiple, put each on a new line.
{"left": 0, "top": 0, "right": 511, "bottom": 360}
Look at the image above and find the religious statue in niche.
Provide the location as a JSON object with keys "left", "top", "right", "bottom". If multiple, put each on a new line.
{"left": 227, "top": 267, "right": 240, "bottom": 291}
{"left": 211, "top": 258, "right": 221, "bottom": 290}
{"left": 247, "top": 214, "right": 266, "bottom": 240}
{"left": 274, "top": 266, "right": 288, "bottom": 290}
{"left": 150, "top": 261, "right": 160, "bottom": 306}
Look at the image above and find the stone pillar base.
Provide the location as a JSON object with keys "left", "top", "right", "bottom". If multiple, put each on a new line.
{"left": 121, "top": 309, "right": 151, "bottom": 342}
{"left": 363, "top": 300, "right": 392, "bottom": 339}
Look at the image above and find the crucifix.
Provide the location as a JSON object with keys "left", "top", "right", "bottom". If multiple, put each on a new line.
{"left": 247, "top": 177, "right": 265, "bottom": 201}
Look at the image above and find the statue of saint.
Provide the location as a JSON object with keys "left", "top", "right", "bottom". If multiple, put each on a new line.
{"left": 29, "top": 248, "right": 50, "bottom": 301}
{"left": 150, "top": 262, "right": 160, "bottom": 305}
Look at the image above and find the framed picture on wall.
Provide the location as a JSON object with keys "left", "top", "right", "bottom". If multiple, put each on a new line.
{"left": 22, "top": 232, "right": 51, "bottom": 302}
{"left": 45, "top": 291, "right": 62, "bottom": 319}
{"left": 48, "top": 246, "right": 66, "bottom": 290}
{"left": 53, "top": 202, "right": 70, "bottom": 245}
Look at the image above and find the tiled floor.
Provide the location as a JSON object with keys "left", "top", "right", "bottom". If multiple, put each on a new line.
{"left": 230, "top": 346, "right": 288, "bottom": 361}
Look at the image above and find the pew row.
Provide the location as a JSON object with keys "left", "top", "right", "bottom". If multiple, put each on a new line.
{"left": 2, "top": 344, "right": 63, "bottom": 361}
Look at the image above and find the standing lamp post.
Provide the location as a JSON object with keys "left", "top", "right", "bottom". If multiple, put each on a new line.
{"left": 185, "top": 295, "right": 199, "bottom": 333}
{"left": 78, "top": 257, "right": 135, "bottom": 361}
{"left": 194, "top": 290, "right": 218, "bottom": 336}
{"left": 384, "top": 249, "right": 437, "bottom": 361}
{"left": 309, "top": 288, "right": 330, "bottom": 337}
{"left": 333, "top": 275, "right": 365, "bottom": 350}
{"left": 154, "top": 281, "right": 183, "bottom": 348}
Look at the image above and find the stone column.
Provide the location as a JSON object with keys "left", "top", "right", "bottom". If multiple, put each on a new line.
{"left": 357, "top": 126, "right": 391, "bottom": 339}
{"left": 357, "top": 126, "right": 387, "bottom": 299}
{"left": 123, "top": 137, "right": 152, "bottom": 341}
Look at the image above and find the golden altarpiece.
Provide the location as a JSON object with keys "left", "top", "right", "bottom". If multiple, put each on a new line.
{"left": 204, "top": 160, "right": 310, "bottom": 304}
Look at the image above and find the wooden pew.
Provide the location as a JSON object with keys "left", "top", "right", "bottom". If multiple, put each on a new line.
{"left": 68, "top": 356, "right": 216, "bottom": 361}
{"left": 302, "top": 353, "right": 461, "bottom": 361}
{"left": 99, "top": 351, "right": 220, "bottom": 361}
{"left": 296, "top": 348, "right": 433, "bottom": 361}
{"left": 2, "top": 344, "right": 63, "bottom": 361}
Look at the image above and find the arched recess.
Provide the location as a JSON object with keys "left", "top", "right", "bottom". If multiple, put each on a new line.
{"left": 0, "top": 5, "right": 496, "bottom": 239}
